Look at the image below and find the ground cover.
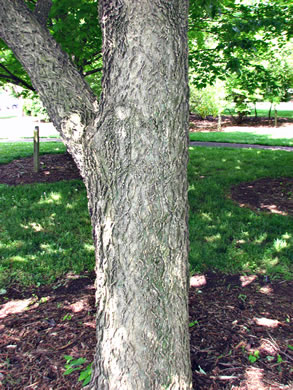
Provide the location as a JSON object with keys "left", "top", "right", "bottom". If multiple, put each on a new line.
{"left": 0, "top": 119, "right": 293, "bottom": 389}
{"left": 0, "top": 142, "right": 65, "bottom": 165}
{"left": 0, "top": 271, "right": 292, "bottom": 389}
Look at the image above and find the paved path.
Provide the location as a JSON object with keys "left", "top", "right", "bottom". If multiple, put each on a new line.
{"left": 1, "top": 138, "right": 293, "bottom": 152}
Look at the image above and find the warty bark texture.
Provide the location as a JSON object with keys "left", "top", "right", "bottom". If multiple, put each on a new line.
{"left": 0, "top": 1, "right": 192, "bottom": 389}
{"left": 84, "top": 1, "right": 192, "bottom": 389}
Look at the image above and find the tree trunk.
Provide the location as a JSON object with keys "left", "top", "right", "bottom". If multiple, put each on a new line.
{"left": 0, "top": 1, "right": 192, "bottom": 389}
{"left": 84, "top": 2, "right": 191, "bottom": 388}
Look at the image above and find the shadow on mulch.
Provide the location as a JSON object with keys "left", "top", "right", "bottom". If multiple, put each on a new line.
{"left": 0, "top": 272, "right": 292, "bottom": 389}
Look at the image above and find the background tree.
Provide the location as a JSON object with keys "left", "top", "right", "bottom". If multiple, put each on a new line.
{"left": 189, "top": 0, "right": 293, "bottom": 121}
{"left": 0, "top": 0, "right": 192, "bottom": 389}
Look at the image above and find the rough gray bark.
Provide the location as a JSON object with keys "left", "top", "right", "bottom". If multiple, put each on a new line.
{"left": 0, "top": 1, "right": 192, "bottom": 389}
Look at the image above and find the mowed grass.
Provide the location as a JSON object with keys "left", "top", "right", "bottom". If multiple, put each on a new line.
{"left": 188, "top": 146, "right": 293, "bottom": 279}
{"left": 189, "top": 129, "right": 293, "bottom": 146}
{"left": 255, "top": 109, "right": 293, "bottom": 119}
{"left": 0, "top": 142, "right": 293, "bottom": 288}
{"left": 0, "top": 141, "right": 66, "bottom": 164}
{"left": 190, "top": 109, "right": 293, "bottom": 146}
{"left": 0, "top": 141, "right": 93, "bottom": 287}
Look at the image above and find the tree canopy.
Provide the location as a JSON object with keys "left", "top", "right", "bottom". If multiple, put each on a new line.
{"left": 0, "top": 0, "right": 102, "bottom": 95}
{"left": 2, "top": 0, "right": 291, "bottom": 97}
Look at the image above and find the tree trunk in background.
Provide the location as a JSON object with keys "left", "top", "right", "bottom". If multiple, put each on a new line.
{"left": 0, "top": 1, "right": 192, "bottom": 389}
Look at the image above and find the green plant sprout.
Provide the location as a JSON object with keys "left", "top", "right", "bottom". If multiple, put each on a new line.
{"left": 62, "top": 313, "right": 72, "bottom": 321}
{"left": 248, "top": 350, "right": 260, "bottom": 363}
{"left": 238, "top": 294, "right": 247, "bottom": 303}
{"left": 63, "top": 355, "right": 92, "bottom": 387}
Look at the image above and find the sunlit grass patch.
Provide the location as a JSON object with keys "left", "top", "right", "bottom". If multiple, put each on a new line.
{"left": 188, "top": 147, "right": 293, "bottom": 279}
{"left": 0, "top": 142, "right": 66, "bottom": 164}
{"left": 0, "top": 179, "right": 94, "bottom": 287}
{"left": 0, "top": 142, "right": 293, "bottom": 287}
{"left": 189, "top": 129, "right": 293, "bottom": 146}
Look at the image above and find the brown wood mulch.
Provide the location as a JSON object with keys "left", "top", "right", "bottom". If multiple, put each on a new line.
{"left": 189, "top": 114, "right": 293, "bottom": 132}
{"left": 0, "top": 153, "right": 81, "bottom": 185}
{"left": 0, "top": 128, "right": 293, "bottom": 389}
{"left": 0, "top": 272, "right": 292, "bottom": 390}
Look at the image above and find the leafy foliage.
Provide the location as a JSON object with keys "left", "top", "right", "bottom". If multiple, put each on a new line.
{"left": 0, "top": 0, "right": 102, "bottom": 96}
{"left": 1, "top": 0, "right": 292, "bottom": 113}
{"left": 189, "top": 82, "right": 226, "bottom": 118}
{"left": 189, "top": 0, "right": 293, "bottom": 121}
{"left": 22, "top": 91, "right": 50, "bottom": 121}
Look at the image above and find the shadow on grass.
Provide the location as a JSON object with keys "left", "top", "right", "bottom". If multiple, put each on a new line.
{"left": 0, "top": 179, "right": 94, "bottom": 287}
{"left": 188, "top": 147, "right": 293, "bottom": 279}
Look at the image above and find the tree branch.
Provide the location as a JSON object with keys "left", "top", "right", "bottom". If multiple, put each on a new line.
{"left": 0, "top": 0, "right": 98, "bottom": 172}
{"left": 84, "top": 67, "right": 103, "bottom": 76}
{"left": 82, "top": 53, "right": 103, "bottom": 68}
{"left": 0, "top": 63, "right": 35, "bottom": 91}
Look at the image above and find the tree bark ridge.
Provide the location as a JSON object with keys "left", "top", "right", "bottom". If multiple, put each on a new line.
{"left": 84, "top": 1, "right": 192, "bottom": 389}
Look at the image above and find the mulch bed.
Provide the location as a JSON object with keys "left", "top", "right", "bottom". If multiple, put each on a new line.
{"left": 0, "top": 153, "right": 81, "bottom": 185}
{"left": 0, "top": 123, "right": 293, "bottom": 389}
{"left": 0, "top": 272, "right": 292, "bottom": 389}
{"left": 230, "top": 178, "right": 293, "bottom": 217}
{"left": 189, "top": 114, "right": 293, "bottom": 132}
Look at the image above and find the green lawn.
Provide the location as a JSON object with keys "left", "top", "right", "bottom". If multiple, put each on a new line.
{"left": 0, "top": 142, "right": 292, "bottom": 288}
{"left": 252, "top": 109, "right": 293, "bottom": 119}
{"left": 0, "top": 115, "right": 17, "bottom": 120}
{"left": 188, "top": 146, "right": 293, "bottom": 279}
{"left": 223, "top": 107, "right": 293, "bottom": 120}
{"left": 189, "top": 130, "right": 293, "bottom": 146}
{"left": 0, "top": 142, "right": 66, "bottom": 164}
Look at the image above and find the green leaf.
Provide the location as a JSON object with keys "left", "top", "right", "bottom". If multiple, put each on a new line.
{"left": 79, "top": 365, "right": 92, "bottom": 381}
{"left": 82, "top": 375, "right": 91, "bottom": 386}
{"left": 248, "top": 355, "right": 257, "bottom": 363}
{"left": 63, "top": 355, "right": 74, "bottom": 362}
{"left": 277, "top": 355, "right": 283, "bottom": 363}
{"left": 64, "top": 366, "right": 81, "bottom": 375}
{"left": 69, "top": 358, "right": 87, "bottom": 366}
{"left": 189, "top": 320, "right": 199, "bottom": 327}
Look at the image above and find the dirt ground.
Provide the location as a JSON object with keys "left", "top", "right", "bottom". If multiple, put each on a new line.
{"left": 0, "top": 117, "right": 293, "bottom": 389}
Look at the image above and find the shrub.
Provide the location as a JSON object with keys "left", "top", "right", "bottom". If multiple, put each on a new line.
{"left": 189, "top": 82, "right": 227, "bottom": 119}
